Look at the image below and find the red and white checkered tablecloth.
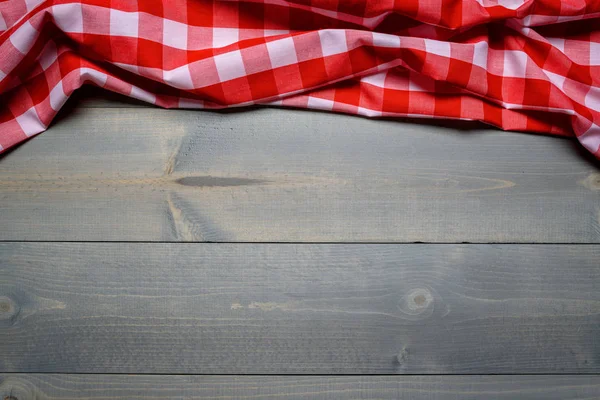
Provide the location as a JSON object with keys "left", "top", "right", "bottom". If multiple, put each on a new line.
{"left": 1, "top": 0, "right": 599, "bottom": 158}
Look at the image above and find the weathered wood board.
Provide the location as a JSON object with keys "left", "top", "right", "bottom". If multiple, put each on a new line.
{"left": 1, "top": 243, "right": 598, "bottom": 373}
{"left": 1, "top": 374, "right": 599, "bottom": 400}
{"left": 1, "top": 106, "right": 598, "bottom": 242}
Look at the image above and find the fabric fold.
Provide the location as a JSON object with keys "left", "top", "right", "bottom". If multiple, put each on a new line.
{"left": 1, "top": 0, "right": 599, "bottom": 157}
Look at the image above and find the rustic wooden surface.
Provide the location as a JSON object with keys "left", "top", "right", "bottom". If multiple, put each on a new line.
{"left": 0, "top": 105, "right": 598, "bottom": 242}
{"left": 1, "top": 242, "right": 599, "bottom": 374}
{"left": 1, "top": 374, "right": 599, "bottom": 400}
{"left": 1, "top": 89, "right": 599, "bottom": 397}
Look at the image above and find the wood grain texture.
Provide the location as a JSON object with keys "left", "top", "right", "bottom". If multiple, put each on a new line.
{"left": 1, "top": 375, "right": 600, "bottom": 400}
{"left": 1, "top": 242, "right": 599, "bottom": 374}
{"left": 1, "top": 106, "right": 599, "bottom": 242}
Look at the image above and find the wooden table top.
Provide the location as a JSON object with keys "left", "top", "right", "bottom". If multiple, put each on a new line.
{"left": 1, "top": 88, "right": 599, "bottom": 399}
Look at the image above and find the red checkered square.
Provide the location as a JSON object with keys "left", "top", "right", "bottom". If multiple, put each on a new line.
{"left": 220, "top": 77, "right": 252, "bottom": 103}
{"left": 247, "top": 69, "right": 278, "bottom": 99}
{"left": 423, "top": 52, "right": 450, "bottom": 81}
{"left": 238, "top": 2, "right": 266, "bottom": 29}
{"left": 323, "top": 52, "right": 353, "bottom": 78}
{"left": 434, "top": 94, "right": 463, "bottom": 118}
{"left": 359, "top": 80, "right": 384, "bottom": 112}
{"left": 264, "top": 4, "right": 289, "bottom": 30}
{"left": 382, "top": 87, "right": 410, "bottom": 114}
{"left": 26, "top": 73, "right": 49, "bottom": 106}
{"left": 298, "top": 57, "right": 328, "bottom": 88}
{"left": 137, "top": 0, "right": 163, "bottom": 15}
{"left": 273, "top": 63, "right": 304, "bottom": 93}
{"left": 109, "top": 36, "right": 138, "bottom": 64}
{"left": 187, "top": 1, "right": 213, "bottom": 26}
{"left": 214, "top": 1, "right": 239, "bottom": 26}
{"left": 162, "top": 45, "right": 188, "bottom": 71}
{"left": 502, "top": 77, "right": 525, "bottom": 104}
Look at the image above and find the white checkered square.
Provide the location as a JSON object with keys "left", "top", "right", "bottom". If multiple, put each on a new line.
{"left": 110, "top": 9, "right": 138, "bottom": 37}
{"left": 49, "top": 81, "right": 66, "bottom": 111}
{"left": 213, "top": 27, "right": 238, "bottom": 48}
{"left": 214, "top": 50, "right": 247, "bottom": 82}
{"left": 319, "top": 30, "right": 348, "bottom": 56}
{"left": 16, "top": 107, "right": 45, "bottom": 137}
{"left": 358, "top": 106, "right": 382, "bottom": 117}
{"left": 80, "top": 67, "right": 108, "bottom": 86}
{"left": 425, "top": 39, "right": 451, "bottom": 57}
{"left": 585, "top": 86, "right": 600, "bottom": 112}
{"left": 578, "top": 123, "right": 600, "bottom": 154}
{"left": 591, "top": 42, "right": 600, "bottom": 65}
{"left": 10, "top": 21, "right": 38, "bottom": 54}
{"left": 164, "top": 64, "right": 194, "bottom": 89}
{"left": 163, "top": 18, "right": 187, "bottom": 49}
{"left": 472, "top": 41, "right": 488, "bottom": 69}
{"left": 497, "top": 0, "right": 525, "bottom": 9}
{"left": 543, "top": 70, "right": 565, "bottom": 89}
{"left": 361, "top": 72, "right": 387, "bottom": 88}
{"left": 307, "top": 96, "right": 334, "bottom": 110}
{"left": 372, "top": 32, "right": 400, "bottom": 48}
{"left": 266, "top": 37, "right": 298, "bottom": 68}
{"left": 503, "top": 50, "right": 528, "bottom": 77}
{"left": 53, "top": 4, "right": 84, "bottom": 33}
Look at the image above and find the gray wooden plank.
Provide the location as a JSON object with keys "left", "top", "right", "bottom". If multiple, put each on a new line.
{"left": 1, "top": 107, "right": 598, "bottom": 242}
{"left": 1, "top": 242, "right": 599, "bottom": 374}
{"left": 1, "top": 375, "right": 599, "bottom": 400}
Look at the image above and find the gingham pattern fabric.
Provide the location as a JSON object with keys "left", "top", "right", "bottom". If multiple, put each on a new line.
{"left": 1, "top": 0, "right": 599, "bottom": 157}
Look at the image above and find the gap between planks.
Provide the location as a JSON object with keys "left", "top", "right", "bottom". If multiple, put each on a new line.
{"left": 1, "top": 374, "right": 600, "bottom": 400}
